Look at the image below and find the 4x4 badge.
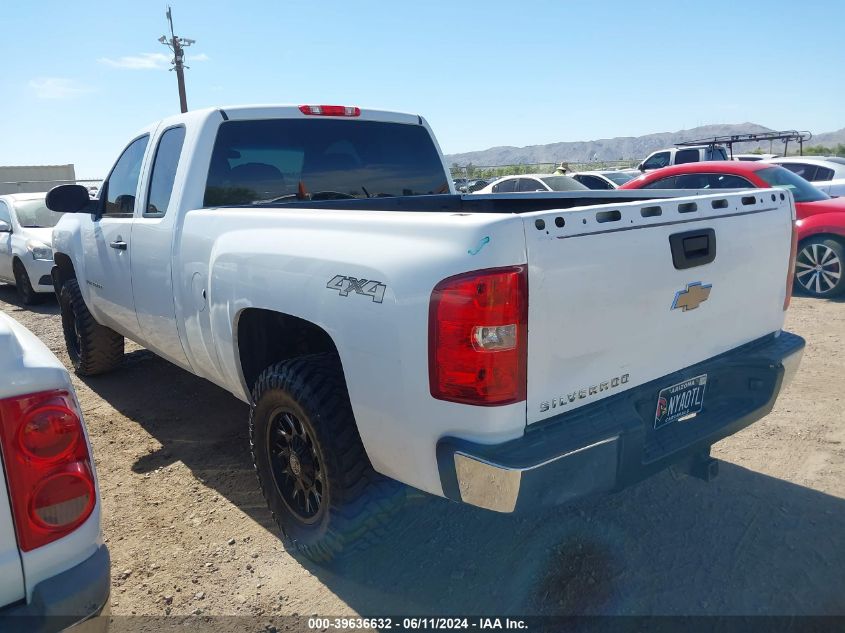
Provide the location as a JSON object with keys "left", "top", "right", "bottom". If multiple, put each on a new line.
{"left": 671, "top": 282, "right": 712, "bottom": 312}
{"left": 326, "top": 275, "right": 386, "bottom": 304}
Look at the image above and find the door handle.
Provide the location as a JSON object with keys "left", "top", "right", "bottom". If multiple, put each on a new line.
{"left": 109, "top": 240, "right": 128, "bottom": 251}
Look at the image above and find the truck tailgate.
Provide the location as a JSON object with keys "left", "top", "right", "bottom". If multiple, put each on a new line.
{"left": 523, "top": 190, "right": 794, "bottom": 425}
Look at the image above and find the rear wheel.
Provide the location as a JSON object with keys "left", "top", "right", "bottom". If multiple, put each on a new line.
{"left": 59, "top": 279, "right": 124, "bottom": 375}
{"left": 250, "top": 354, "right": 405, "bottom": 563}
{"left": 13, "top": 259, "right": 41, "bottom": 305}
{"left": 794, "top": 237, "right": 844, "bottom": 297}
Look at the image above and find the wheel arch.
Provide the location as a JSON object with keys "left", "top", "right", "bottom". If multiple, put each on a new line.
{"left": 233, "top": 308, "right": 344, "bottom": 398}
{"left": 52, "top": 252, "right": 77, "bottom": 295}
{"left": 798, "top": 230, "right": 845, "bottom": 246}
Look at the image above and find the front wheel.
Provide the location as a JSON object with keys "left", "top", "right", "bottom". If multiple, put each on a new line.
{"left": 794, "top": 237, "right": 844, "bottom": 297}
{"left": 59, "top": 279, "right": 124, "bottom": 375}
{"left": 250, "top": 354, "right": 405, "bottom": 563}
{"left": 13, "top": 260, "right": 41, "bottom": 305}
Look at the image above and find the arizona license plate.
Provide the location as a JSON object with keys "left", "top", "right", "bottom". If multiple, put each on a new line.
{"left": 654, "top": 374, "right": 707, "bottom": 429}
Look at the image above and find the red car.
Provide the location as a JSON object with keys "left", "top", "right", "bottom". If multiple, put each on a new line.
{"left": 621, "top": 161, "right": 845, "bottom": 297}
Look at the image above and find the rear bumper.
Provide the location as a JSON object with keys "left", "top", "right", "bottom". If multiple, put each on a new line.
{"left": 437, "top": 331, "right": 804, "bottom": 513}
{"left": 0, "top": 545, "right": 110, "bottom": 633}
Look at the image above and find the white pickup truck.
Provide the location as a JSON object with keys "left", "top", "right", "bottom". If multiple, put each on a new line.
{"left": 46, "top": 104, "right": 804, "bottom": 562}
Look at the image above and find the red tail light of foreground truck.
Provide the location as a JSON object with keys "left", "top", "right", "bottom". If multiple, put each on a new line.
{"left": 429, "top": 266, "right": 528, "bottom": 406}
{"left": 0, "top": 390, "right": 96, "bottom": 551}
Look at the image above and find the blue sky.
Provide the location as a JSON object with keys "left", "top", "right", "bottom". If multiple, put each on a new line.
{"left": 0, "top": 0, "right": 843, "bottom": 177}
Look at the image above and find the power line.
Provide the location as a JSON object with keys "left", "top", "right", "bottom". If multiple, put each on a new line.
{"left": 159, "top": 6, "right": 194, "bottom": 113}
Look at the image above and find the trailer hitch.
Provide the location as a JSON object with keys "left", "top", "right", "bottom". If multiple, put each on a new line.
{"left": 672, "top": 449, "right": 719, "bottom": 482}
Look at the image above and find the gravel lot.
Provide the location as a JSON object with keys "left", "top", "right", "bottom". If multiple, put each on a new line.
{"left": 1, "top": 286, "right": 843, "bottom": 623}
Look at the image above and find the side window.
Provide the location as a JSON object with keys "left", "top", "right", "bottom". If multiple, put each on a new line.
{"left": 708, "top": 174, "right": 754, "bottom": 188}
{"left": 642, "top": 152, "right": 670, "bottom": 170}
{"left": 642, "top": 176, "right": 677, "bottom": 189}
{"left": 518, "top": 178, "right": 545, "bottom": 192}
{"left": 146, "top": 127, "right": 186, "bottom": 216}
{"left": 815, "top": 167, "right": 834, "bottom": 182}
{"left": 674, "top": 149, "right": 700, "bottom": 165}
{"left": 675, "top": 174, "right": 710, "bottom": 189}
{"left": 779, "top": 163, "right": 817, "bottom": 181}
{"left": 0, "top": 201, "right": 10, "bottom": 225}
{"left": 104, "top": 136, "right": 149, "bottom": 217}
{"left": 492, "top": 179, "right": 517, "bottom": 193}
{"left": 583, "top": 176, "right": 612, "bottom": 190}
{"left": 707, "top": 147, "right": 728, "bottom": 161}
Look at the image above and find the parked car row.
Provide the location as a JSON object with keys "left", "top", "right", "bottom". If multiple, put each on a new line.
{"left": 620, "top": 161, "right": 845, "bottom": 297}
{"left": 569, "top": 169, "right": 639, "bottom": 189}
{"left": 453, "top": 146, "right": 844, "bottom": 299}
{"left": 473, "top": 173, "right": 588, "bottom": 193}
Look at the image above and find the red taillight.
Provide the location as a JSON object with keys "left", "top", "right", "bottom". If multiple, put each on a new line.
{"left": 18, "top": 405, "right": 81, "bottom": 462}
{"left": 298, "top": 104, "right": 361, "bottom": 117}
{"left": 784, "top": 220, "right": 798, "bottom": 310}
{"left": 429, "top": 266, "right": 528, "bottom": 406}
{"left": 0, "top": 391, "right": 95, "bottom": 551}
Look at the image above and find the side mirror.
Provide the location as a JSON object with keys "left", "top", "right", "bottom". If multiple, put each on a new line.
{"left": 637, "top": 163, "right": 645, "bottom": 172}
{"left": 0, "top": 220, "right": 10, "bottom": 233}
{"left": 45, "top": 184, "right": 98, "bottom": 214}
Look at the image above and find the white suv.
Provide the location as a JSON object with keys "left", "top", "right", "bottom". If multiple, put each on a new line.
{"left": 0, "top": 313, "right": 109, "bottom": 631}
{"left": 0, "top": 194, "right": 63, "bottom": 305}
{"left": 638, "top": 145, "right": 729, "bottom": 171}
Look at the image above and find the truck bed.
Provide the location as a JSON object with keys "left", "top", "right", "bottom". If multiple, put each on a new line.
{"left": 214, "top": 190, "right": 692, "bottom": 214}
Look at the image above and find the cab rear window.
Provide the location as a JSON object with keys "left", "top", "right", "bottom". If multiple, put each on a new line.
{"left": 204, "top": 119, "right": 449, "bottom": 206}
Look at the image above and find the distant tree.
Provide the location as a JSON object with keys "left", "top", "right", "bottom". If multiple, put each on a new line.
{"left": 803, "top": 145, "right": 832, "bottom": 156}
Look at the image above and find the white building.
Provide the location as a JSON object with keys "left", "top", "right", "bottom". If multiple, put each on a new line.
{"left": 0, "top": 164, "right": 76, "bottom": 194}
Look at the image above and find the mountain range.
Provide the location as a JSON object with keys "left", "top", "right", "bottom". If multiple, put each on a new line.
{"left": 445, "top": 123, "right": 845, "bottom": 167}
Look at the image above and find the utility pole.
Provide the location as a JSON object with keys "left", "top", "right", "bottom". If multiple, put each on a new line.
{"left": 159, "top": 6, "right": 194, "bottom": 113}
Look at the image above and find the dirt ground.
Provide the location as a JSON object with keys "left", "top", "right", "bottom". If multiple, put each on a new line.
{"left": 0, "top": 286, "right": 843, "bottom": 624}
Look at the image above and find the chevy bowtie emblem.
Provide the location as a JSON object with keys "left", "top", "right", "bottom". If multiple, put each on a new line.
{"left": 672, "top": 282, "right": 712, "bottom": 311}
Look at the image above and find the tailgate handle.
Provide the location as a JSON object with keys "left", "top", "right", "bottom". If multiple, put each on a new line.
{"left": 669, "top": 229, "right": 716, "bottom": 269}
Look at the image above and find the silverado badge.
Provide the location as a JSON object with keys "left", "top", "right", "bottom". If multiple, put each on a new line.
{"left": 671, "top": 282, "right": 711, "bottom": 312}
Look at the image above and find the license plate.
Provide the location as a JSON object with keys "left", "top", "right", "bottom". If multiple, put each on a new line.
{"left": 654, "top": 374, "right": 707, "bottom": 429}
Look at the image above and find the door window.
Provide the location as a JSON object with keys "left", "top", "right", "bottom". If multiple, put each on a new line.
{"left": 0, "top": 201, "right": 10, "bottom": 225}
{"left": 814, "top": 167, "right": 834, "bottom": 182}
{"left": 103, "top": 136, "right": 149, "bottom": 217}
{"left": 706, "top": 174, "right": 754, "bottom": 188}
{"left": 492, "top": 179, "right": 517, "bottom": 193}
{"left": 779, "top": 163, "right": 818, "bottom": 181}
{"left": 674, "top": 149, "right": 700, "bottom": 165}
{"left": 706, "top": 147, "right": 729, "bottom": 161}
{"left": 642, "top": 152, "right": 670, "bottom": 170}
{"left": 146, "top": 127, "right": 186, "bottom": 217}
{"left": 517, "top": 178, "right": 546, "bottom": 192}
{"left": 576, "top": 175, "right": 611, "bottom": 189}
{"left": 642, "top": 176, "right": 677, "bottom": 189}
{"left": 674, "top": 174, "right": 711, "bottom": 189}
